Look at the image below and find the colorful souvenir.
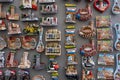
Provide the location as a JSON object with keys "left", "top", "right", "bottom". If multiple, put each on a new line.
{"left": 23, "top": 23, "right": 39, "bottom": 35}
{"left": 18, "top": 69, "right": 30, "bottom": 80}
{"left": 19, "top": 0, "right": 38, "bottom": 10}
{"left": 8, "top": 22, "right": 21, "bottom": 35}
{"left": 79, "top": 21, "right": 95, "bottom": 39}
{"left": 40, "top": 4, "right": 57, "bottom": 14}
{"left": 82, "top": 56, "right": 95, "bottom": 69}
{"left": 0, "top": 70, "right": 4, "bottom": 80}
{"left": 97, "top": 67, "right": 114, "bottom": 80}
{"left": 80, "top": 40, "right": 96, "bottom": 56}
{"left": 96, "top": 16, "right": 111, "bottom": 28}
{"left": 21, "top": 36, "right": 37, "bottom": 50}
{"left": 36, "top": 27, "right": 44, "bottom": 53}
{"left": 114, "top": 23, "right": 120, "bottom": 51}
{"left": 0, "top": 36, "right": 6, "bottom": 50}
{"left": 97, "top": 28, "right": 113, "bottom": 40}
{"left": 5, "top": 69, "right": 17, "bottom": 80}
{"left": 67, "top": 54, "right": 77, "bottom": 65}
{"left": 65, "top": 4, "right": 76, "bottom": 23}
{"left": 0, "top": 0, "right": 13, "bottom": 2}
{"left": 45, "top": 29, "right": 61, "bottom": 41}
{"left": 114, "top": 53, "right": 120, "bottom": 80}
{"left": 98, "top": 54, "right": 114, "bottom": 66}
{"left": 32, "top": 75, "right": 45, "bottom": 80}
{"left": 21, "top": 10, "right": 38, "bottom": 22}
{"left": 0, "top": 20, "right": 6, "bottom": 30}
{"left": 18, "top": 52, "right": 31, "bottom": 69}
{"left": 8, "top": 36, "right": 21, "bottom": 50}
{"left": 40, "top": 17, "right": 57, "bottom": 26}
{"left": 82, "top": 69, "right": 95, "bottom": 80}
{"left": 112, "top": 0, "right": 120, "bottom": 14}
{"left": 0, "top": 4, "right": 6, "bottom": 19}
{"left": 46, "top": 42, "right": 61, "bottom": 56}
{"left": 7, "top": 5, "right": 19, "bottom": 20}
{"left": 97, "top": 40, "right": 113, "bottom": 52}
{"left": 93, "top": 0, "right": 110, "bottom": 12}
{"left": 0, "top": 51, "right": 5, "bottom": 68}
{"left": 39, "top": 0, "right": 55, "bottom": 3}
{"left": 6, "top": 51, "right": 18, "bottom": 68}
{"left": 76, "top": 4, "right": 92, "bottom": 21}
{"left": 33, "top": 54, "right": 45, "bottom": 70}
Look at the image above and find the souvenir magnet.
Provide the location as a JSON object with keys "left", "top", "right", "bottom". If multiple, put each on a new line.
{"left": 0, "top": 20, "right": 6, "bottom": 30}
{"left": 0, "top": 36, "right": 6, "bottom": 50}
{"left": 18, "top": 52, "right": 31, "bottom": 69}
{"left": 0, "top": 0, "right": 13, "bottom": 2}
{"left": 39, "top": 0, "right": 55, "bottom": 3}
{"left": 7, "top": 5, "right": 19, "bottom": 20}
{"left": 79, "top": 21, "right": 95, "bottom": 39}
{"left": 32, "top": 75, "right": 45, "bottom": 80}
{"left": 114, "top": 53, "right": 120, "bottom": 80}
{"left": 6, "top": 51, "right": 18, "bottom": 68}
{"left": 18, "top": 69, "right": 30, "bottom": 80}
{"left": 67, "top": 54, "right": 77, "bottom": 65}
{"left": 33, "top": 54, "right": 45, "bottom": 70}
{"left": 0, "top": 51, "right": 5, "bottom": 68}
{"left": 36, "top": 27, "right": 44, "bottom": 53}
{"left": 8, "top": 36, "right": 21, "bottom": 50}
{"left": 0, "top": 70, "right": 4, "bottom": 80}
{"left": 0, "top": 4, "right": 6, "bottom": 19}
{"left": 93, "top": 0, "right": 110, "bottom": 12}
{"left": 112, "top": 0, "right": 120, "bottom": 14}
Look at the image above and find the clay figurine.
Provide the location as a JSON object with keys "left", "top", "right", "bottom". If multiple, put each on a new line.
{"left": 0, "top": 4, "right": 6, "bottom": 18}
{"left": 79, "top": 21, "right": 95, "bottom": 39}
{"left": 0, "top": 20, "right": 6, "bottom": 30}
{"left": 33, "top": 54, "right": 45, "bottom": 70}
{"left": 8, "top": 36, "right": 21, "bottom": 50}
{"left": 32, "top": 75, "right": 45, "bottom": 80}
{"left": 39, "top": 0, "right": 55, "bottom": 3}
{"left": 0, "top": 51, "right": 5, "bottom": 68}
{"left": 18, "top": 52, "right": 31, "bottom": 69}
{"left": 7, "top": 5, "right": 19, "bottom": 20}
{"left": 6, "top": 51, "right": 18, "bottom": 68}
{"left": 76, "top": 4, "right": 92, "bottom": 21}
{"left": 0, "top": 36, "right": 6, "bottom": 50}
{"left": 18, "top": 69, "right": 30, "bottom": 80}
{"left": 93, "top": 0, "right": 110, "bottom": 12}
{"left": 0, "top": 0, "right": 13, "bottom": 2}
{"left": 36, "top": 27, "right": 44, "bottom": 53}
{"left": 112, "top": 0, "right": 120, "bottom": 14}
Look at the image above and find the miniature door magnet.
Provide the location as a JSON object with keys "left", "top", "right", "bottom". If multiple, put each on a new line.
{"left": 0, "top": 20, "right": 6, "bottom": 30}
{"left": 21, "top": 36, "right": 37, "bottom": 50}
{"left": 0, "top": 0, "right": 13, "bottom": 2}
{"left": 18, "top": 69, "right": 30, "bottom": 80}
{"left": 112, "top": 0, "right": 120, "bottom": 14}
{"left": 0, "top": 4, "right": 6, "bottom": 19}
{"left": 33, "top": 54, "right": 45, "bottom": 70}
{"left": 114, "top": 53, "right": 120, "bottom": 80}
{"left": 18, "top": 52, "right": 31, "bottom": 69}
{"left": 7, "top": 5, "right": 19, "bottom": 20}
{"left": 39, "top": 0, "right": 55, "bottom": 3}
{"left": 5, "top": 69, "right": 17, "bottom": 80}
{"left": 36, "top": 27, "right": 44, "bottom": 53}
{"left": 76, "top": 4, "right": 92, "bottom": 21}
{"left": 40, "top": 17, "right": 58, "bottom": 26}
{"left": 65, "top": 4, "right": 76, "bottom": 23}
{"left": 0, "top": 36, "right": 6, "bottom": 50}
{"left": 6, "top": 51, "right": 18, "bottom": 68}
{"left": 79, "top": 21, "right": 95, "bottom": 39}
{"left": 0, "top": 51, "right": 5, "bottom": 68}
{"left": 19, "top": 0, "right": 38, "bottom": 10}
{"left": 80, "top": 40, "right": 96, "bottom": 56}
{"left": 93, "top": 0, "right": 110, "bottom": 12}
{"left": 32, "top": 75, "right": 45, "bottom": 80}
{"left": 8, "top": 36, "right": 21, "bottom": 50}
{"left": 114, "top": 23, "right": 120, "bottom": 51}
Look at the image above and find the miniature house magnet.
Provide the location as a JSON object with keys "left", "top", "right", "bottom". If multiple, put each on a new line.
{"left": 0, "top": 4, "right": 6, "bottom": 19}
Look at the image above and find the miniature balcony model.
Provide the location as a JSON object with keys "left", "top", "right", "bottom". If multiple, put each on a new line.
{"left": 0, "top": 20, "right": 6, "bottom": 30}
{"left": 40, "top": 4, "right": 57, "bottom": 14}
{"left": 18, "top": 69, "right": 30, "bottom": 80}
{"left": 7, "top": 5, "right": 19, "bottom": 20}
{"left": 0, "top": 36, "right": 6, "bottom": 50}
{"left": 39, "top": 0, "right": 55, "bottom": 3}
{"left": 0, "top": 51, "right": 5, "bottom": 68}
{"left": 0, "top": 0, "right": 13, "bottom": 2}
{"left": 8, "top": 22, "right": 21, "bottom": 34}
{"left": 40, "top": 17, "right": 57, "bottom": 26}
{"left": 4, "top": 70, "right": 17, "bottom": 80}
{"left": 0, "top": 4, "right": 6, "bottom": 18}
{"left": 18, "top": 52, "right": 31, "bottom": 69}
{"left": 19, "top": 0, "right": 38, "bottom": 10}
{"left": 32, "top": 75, "right": 45, "bottom": 80}
{"left": 21, "top": 10, "right": 38, "bottom": 22}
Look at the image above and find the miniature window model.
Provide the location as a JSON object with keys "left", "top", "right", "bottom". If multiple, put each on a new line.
{"left": 19, "top": 0, "right": 38, "bottom": 10}
{"left": 39, "top": 0, "right": 55, "bottom": 3}
{"left": 0, "top": 51, "right": 5, "bottom": 68}
{"left": 18, "top": 69, "right": 30, "bottom": 80}
{"left": 7, "top": 36, "right": 21, "bottom": 50}
{"left": 112, "top": 0, "right": 120, "bottom": 15}
{"left": 21, "top": 10, "right": 38, "bottom": 22}
{"left": 0, "top": 4, "right": 6, "bottom": 19}
{"left": 45, "top": 29, "right": 61, "bottom": 41}
{"left": 0, "top": 36, "right": 6, "bottom": 50}
{"left": 32, "top": 75, "right": 45, "bottom": 80}
{"left": 40, "top": 4, "right": 57, "bottom": 14}
{"left": 45, "top": 42, "right": 61, "bottom": 56}
{"left": 21, "top": 36, "right": 37, "bottom": 50}
{"left": 0, "top": 0, "right": 13, "bottom": 2}
{"left": 18, "top": 52, "right": 31, "bottom": 69}
{"left": 76, "top": 4, "right": 92, "bottom": 21}
{"left": 65, "top": 4, "right": 76, "bottom": 23}
{"left": 6, "top": 51, "right": 18, "bottom": 68}
{"left": 0, "top": 20, "right": 6, "bottom": 30}
{"left": 40, "top": 17, "right": 57, "bottom": 26}
{"left": 23, "top": 23, "right": 39, "bottom": 35}
{"left": 8, "top": 22, "right": 21, "bottom": 35}
{"left": 7, "top": 5, "right": 19, "bottom": 20}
